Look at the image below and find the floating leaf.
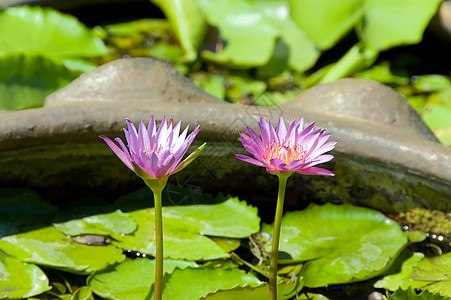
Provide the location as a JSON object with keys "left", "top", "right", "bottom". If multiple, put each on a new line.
{"left": 162, "top": 264, "right": 261, "bottom": 299}
{"left": 112, "top": 209, "right": 229, "bottom": 261}
{"left": 289, "top": 0, "right": 364, "bottom": 50}
{"left": 387, "top": 286, "right": 445, "bottom": 300}
{"left": 263, "top": 203, "right": 407, "bottom": 287}
{"left": 0, "top": 250, "right": 51, "bottom": 299}
{"left": 423, "top": 105, "right": 451, "bottom": 131}
{"left": 0, "top": 53, "right": 81, "bottom": 110}
{"left": 201, "top": 280, "right": 304, "bottom": 300}
{"left": 376, "top": 252, "right": 451, "bottom": 297}
{"left": 54, "top": 209, "right": 137, "bottom": 236}
{"left": 358, "top": 0, "right": 442, "bottom": 50}
{"left": 88, "top": 258, "right": 197, "bottom": 300}
{"left": 0, "top": 226, "right": 125, "bottom": 274}
{"left": 162, "top": 197, "right": 260, "bottom": 238}
{"left": 0, "top": 6, "right": 106, "bottom": 59}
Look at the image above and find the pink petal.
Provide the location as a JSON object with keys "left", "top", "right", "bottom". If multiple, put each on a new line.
{"left": 275, "top": 116, "right": 287, "bottom": 139}
{"left": 295, "top": 166, "right": 335, "bottom": 176}
{"left": 308, "top": 140, "right": 337, "bottom": 158}
{"left": 258, "top": 118, "right": 271, "bottom": 146}
{"left": 235, "top": 154, "right": 266, "bottom": 167}
{"left": 100, "top": 135, "right": 133, "bottom": 170}
{"left": 269, "top": 158, "right": 287, "bottom": 172}
{"left": 296, "top": 121, "right": 315, "bottom": 144}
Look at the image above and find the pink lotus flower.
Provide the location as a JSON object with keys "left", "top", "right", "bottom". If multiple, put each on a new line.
{"left": 100, "top": 115, "right": 205, "bottom": 180}
{"left": 236, "top": 117, "right": 336, "bottom": 176}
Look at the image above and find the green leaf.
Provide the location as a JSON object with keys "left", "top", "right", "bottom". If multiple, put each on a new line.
{"left": 53, "top": 209, "right": 137, "bottom": 236}
{"left": 0, "top": 226, "right": 125, "bottom": 274}
{"left": 359, "top": 0, "right": 442, "bottom": 50}
{"left": 162, "top": 264, "right": 262, "bottom": 299}
{"left": 319, "top": 42, "right": 378, "bottom": 83}
{"left": 201, "top": 280, "right": 304, "bottom": 300}
{"left": 112, "top": 209, "right": 229, "bottom": 260}
{"left": 353, "top": 62, "right": 409, "bottom": 85}
{"left": 0, "top": 250, "right": 51, "bottom": 299}
{"left": 289, "top": 0, "right": 364, "bottom": 50}
{"left": 192, "top": 73, "right": 226, "bottom": 99}
{"left": 375, "top": 252, "right": 428, "bottom": 291}
{"left": 376, "top": 252, "right": 451, "bottom": 297}
{"left": 197, "top": 0, "right": 279, "bottom": 67}
{"left": 151, "top": 0, "right": 207, "bottom": 62}
{"left": 412, "top": 75, "right": 451, "bottom": 93}
{"left": 72, "top": 287, "right": 95, "bottom": 300}
{"left": 263, "top": 203, "right": 407, "bottom": 287}
{"left": 162, "top": 197, "right": 260, "bottom": 238}
{"left": 252, "top": 0, "right": 320, "bottom": 73}
{"left": 404, "top": 231, "right": 428, "bottom": 243}
{"left": 88, "top": 258, "right": 196, "bottom": 300}
{"left": 387, "top": 287, "right": 445, "bottom": 300}
{"left": 423, "top": 105, "right": 451, "bottom": 131}
{"left": 0, "top": 6, "right": 106, "bottom": 58}
{"left": 0, "top": 53, "right": 81, "bottom": 110}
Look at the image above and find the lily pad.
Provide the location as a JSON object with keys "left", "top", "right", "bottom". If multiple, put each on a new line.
{"left": 201, "top": 280, "right": 304, "bottom": 300}
{"left": 0, "top": 250, "right": 51, "bottom": 299}
{"left": 263, "top": 203, "right": 407, "bottom": 287}
{"left": 88, "top": 258, "right": 196, "bottom": 300}
{"left": 0, "top": 6, "right": 106, "bottom": 59}
{"left": 112, "top": 209, "right": 230, "bottom": 260}
{"left": 387, "top": 287, "right": 445, "bottom": 300}
{"left": 72, "top": 287, "right": 95, "bottom": 300}
{"left": 0, "top": 226, "right": 125, "bottom": 274}
{"left": 53, "top": 209, "right": 137, "bottom": 236}
{"left": 162, "top": 264, "right": 262, "bottom": 299}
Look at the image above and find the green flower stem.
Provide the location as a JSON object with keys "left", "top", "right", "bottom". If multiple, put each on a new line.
{"left": 269, "top": 172, "right": 291, "bottom": 300}
{"left": 145, "top": 177, "right": 168, "bottom": 300}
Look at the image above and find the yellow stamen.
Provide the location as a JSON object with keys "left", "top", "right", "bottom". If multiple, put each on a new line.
{"left": 264, "top": 141, "right": 305, "bottom": 165}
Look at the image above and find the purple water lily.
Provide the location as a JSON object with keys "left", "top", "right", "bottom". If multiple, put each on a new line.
{"left": 236, "top": 116, "right": 337, "bottom": 176}
{"left": 100, "top": 115, "right": 204, "bottom": 180}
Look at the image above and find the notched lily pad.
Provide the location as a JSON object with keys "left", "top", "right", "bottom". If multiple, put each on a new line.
{"left": 88, "top": 258, "right": 197, "bottom": 300}
{"left": 0, "top": 226, "right": 125, "bottom": 274}
{"left": 263, "top": 203, "right": 407, "bottom": 287}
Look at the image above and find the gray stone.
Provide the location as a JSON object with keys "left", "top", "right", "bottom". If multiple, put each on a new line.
{"left": 46, "top": 58, "right": 221, "bottom": 105}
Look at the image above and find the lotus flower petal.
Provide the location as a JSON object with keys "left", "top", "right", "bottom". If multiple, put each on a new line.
{"left": 235, "top": 117, "right": 336, "bottom": 176}
{"left": 101, "top": 116, "right": 204, "bottom": 180}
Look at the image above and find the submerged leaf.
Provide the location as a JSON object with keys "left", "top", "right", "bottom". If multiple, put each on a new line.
{"left": 263, "top": 203, "right": 407, "bottom": 287}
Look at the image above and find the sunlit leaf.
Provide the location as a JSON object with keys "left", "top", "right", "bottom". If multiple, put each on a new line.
{"left": 151, "top": 0, "right": 207, "bottom": 62}
{"left": 72, "top": 287, "right": 95, "bottom": 300}
{"left": 192, "top": 73, "right": 226, "bottom": 99}
{"left": 263, "top": 203, "right": 407, "bottom": 287}
{"left": 387, "top": 286, "right": 444, "bottom": 300}
{"left": 0, "top": 226, "right": 125, "bottom": 274}
{"left": 54, "top": 209, "right": 137, "bottom": 236}
{"left": 423, "top": 105, "right": 451, "bottom": 131}
{"left": 88, "top": 258, "right": 196, "bottom": 300}
{"left": 0, "top": 251, "right": 51, "bottom": 299}
{"left": 0, "top": 6, "right": 106, "bottom": 58}
{"left": 0, "top": 54, "right": 81, "bottom": 110}
{"left": 201, "top": 280, "right": 304, "bottom": 300}
{"left": 289, "top": 0, "right": 364, "bottom": 50}
{"left": 359, "top": 0, "right": 442, "bottom": 50}
{"left": 162, "top": 264, "right": 261, "bottom": 299}
{"left": 197, "top": 0, "right": 279, "bottom": 67}
{"left": 354, "top": 62, "right": 409, "bottom": 85}
{"left": 376, "top": 252, "right": 451, "bottom": 297}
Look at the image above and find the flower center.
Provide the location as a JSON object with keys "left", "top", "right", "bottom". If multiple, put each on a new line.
{"left": 263, "top": 141, "right": 305, "bottom": 165}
